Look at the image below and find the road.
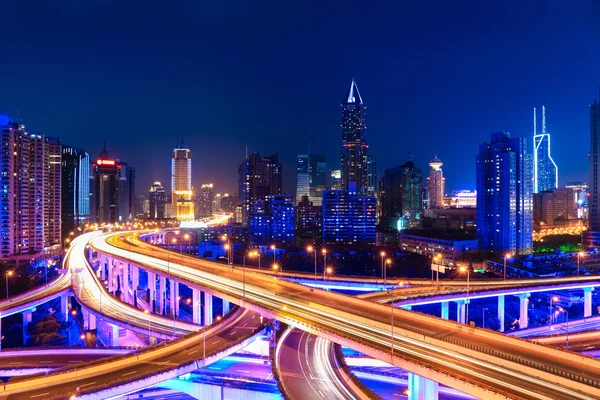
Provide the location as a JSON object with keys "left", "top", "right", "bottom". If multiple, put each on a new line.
{"left": 90, "top": 231, "right": 600, "bottom": 400}
{"left": 0, "top": 349, "right": 131, "bottom": 369}
{"left": 277, "top": 328, "right": 362, "bottom": 400}
{"left": 1, "top": 307, "right": 265, "bottom": 399}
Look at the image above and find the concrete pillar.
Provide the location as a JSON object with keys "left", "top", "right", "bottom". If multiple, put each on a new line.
{"left": 159, "top": 276, "right": 166, "bottom": 316}
{"left": 22, "top": 310, "right": 32, "bottom": 345}
{"left": 518, "top": 293, "right": 530, "bottom": 329}
{"left": 192, "top": 289, "right": 201, "bottom": 324}
{"left": 107, "top": 259, "right": 115, "bottom": 293}
{"left": 584, "top": 287, "right": 594, "bottom": 317}
{"left": 132, "top": 265, "right": 139, "bottom": 307}
{"left": 60, "top": 294, "right": 71, "bottom": 322}
{"left": 455, "top": 300, "right": 466, "bottom": 324}
{"left": 498, "top": 295, "right": 505, "bottom": 332}
{"left": 408, "top": 373, "right": 439, "bottom": 400}
{"left": 223, "top": 299, "right": 230, "bottom": 314}
{"left": 109, "top": 324, "right": 120, "bottom": 347}
{"left": 82, "top": 308, "right": 97, "bottom": 330}
{"left": 99, "top": 255, "right": 106, "bottom": 280}
{"left": 122, "top": 263, "right": 130, "bottom": 304}
{"left": 173, "top": 281, "right": 180, "bottom": 316}
{"left": 204, "top": 292, "right": 213, "bottom": 325}
{"left": 148, "top": 272, "right": 156, "bottom": 312}
{"left": 440, "top": 301, "right": 449, "bottom": 320}
{"left": 87, "top": 246, "right": 93, "bottom": 262}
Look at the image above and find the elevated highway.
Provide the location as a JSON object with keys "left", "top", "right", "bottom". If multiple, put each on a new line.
{"left": 83, "top": 231, "right": 600, "bottom": 400}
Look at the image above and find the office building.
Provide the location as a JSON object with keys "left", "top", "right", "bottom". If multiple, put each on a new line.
{"left": 296, "top": 154, "right": 310, "bottom": 203}
{"left": 442, "top": 190, "right": 477, "bottom": 208}
{"left": 170, "top": 141, "right": 194, "bottom": 220}
{"left": 533, "top": 106, "right": 558, "bottom": 193}
{"left": 322, "top": 189, "right": 376, "bottom": 245}
{"left": 62, "top": 146, "right": 90, "bottom": 239}
{"left": 476, "top": 132, "right": 533, "bottom": 254}
{"left": 340, "top": 80, "right": 369, "bottom": 194}
{"left": 297, "top": 153, "right": 328, "bottom": 206}
{"left": 148, "top": 181, "right": 166, "bottom": 219}
{"left": 533, "top": 188, "right": 576, "bottom": 227}
{"left": 379, "top": 153, "right": 423, "bottom": 230}
{"left": 196, "top": 184, "right": 214, "bottom": 218}
{"left": 366, "top": 155, "right": 377, "bottom": 197}
{"left": 586, "top": 91, "right": 600, "bottom": 247}
{"left": 90, "top": 146, "right": 136, "bottom": 224}
{"left": 427, "top": 156, "right": 445, "bottom": 209}
{"left": 238, "top": 152, "right": 282, "bottom": 225}
{"left": 296, "top": 195, "right": 321, "bottom": 243}
{"left": 330, "top": 169, "right": 341, "bottom": 190}
{"left": 220, "top": 193, "right": 236, "bottom": 214}
{"left": 249, "top": 194, "right": 295, "bottom": 245}
{"left": 400, "top": 229, "right": 478, "bottom": 265}
{"left": 565, "top": 182, "right": 588, "bottom": 219}
{"left": 0, "top": 116, "right": 62, "bottom": 257}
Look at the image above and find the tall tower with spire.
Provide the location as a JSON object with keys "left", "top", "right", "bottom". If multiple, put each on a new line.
{"left": 533, "top": 106, "right": 558, "bottom": 193}
{"left": 427, "top": 156, "right": 445, "bottom": 209}
{"left": 340, "top": 80, "right": 368, "bottom": 193}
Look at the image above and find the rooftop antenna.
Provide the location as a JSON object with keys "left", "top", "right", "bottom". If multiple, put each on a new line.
{"left": 542, "top": 105, "right": 547, "bottom": 134}
{"left": 533, "top": 107, "right": 537, "bottom": 136}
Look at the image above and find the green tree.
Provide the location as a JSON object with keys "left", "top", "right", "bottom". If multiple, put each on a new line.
{"left": 27, "top": 315, "right": 68, "bottom": 347}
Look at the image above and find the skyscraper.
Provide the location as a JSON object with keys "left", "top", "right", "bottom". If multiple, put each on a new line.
{"left": 148, "top": 181, "right": 166, "bottom": 219}
{"left": 249, "top": 194, "right": 295, "bottom": 245}
{"left": 584, "top": 91, "right": 600, "bottom": 247}
{"left": 366, "top": 155, "right": 377, "bottom": 197}
{"left": 533, "top": 106, "right": 558, "bottom": 193}
{"left": 427, "top": 156, "right": 445, "bottom": 209}
{"left": 340, "top": 80, "right": 369, "bottom": 194}
{"left": 296, "top": 153, "right": 327, "bottom": 205}
{"left": 170, "top": 141, "right": 194, "bottom": 220}
{"left": 0, "top": 116, "right": 62, "bottom": 257}
{"left": 322, "top": 189, "right": 376, "bottom": 245}
{"left": 476, "top": 132, "right": 533, "bottom": 254}
{"left": 90, "top": 146, "right": 136, "bottom": 224}
{"left": 238, "top": 152, "right": 282, "bottom": 225}
{"left": 197, "top": 184, "right": 214, "bottom": 218}
{"left": 296, "top": 154, "right": 310, "bottom": 203}
{"left": 62, "top": 146, "right": 90, "bottom": 239}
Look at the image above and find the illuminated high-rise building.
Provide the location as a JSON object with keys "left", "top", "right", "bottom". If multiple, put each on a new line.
{"left": 427, "top": 156, "right": 445, "bottom": 209}
{"left": 0, "top": 116, "right": 62, "bottom": 257}
{"left": 296, "top": 154, "right": 310, "bottom": 203}
{"left": 322, "top": 189, "right": 376, "bottom": 245}
{"left": 62, "top": 146, "right": 90, "bottom": 239}
{"left": 90, "top": 146, "right": 136, "bottom": 224}
{"left": 296, "top": 153, "right": 327, "bottom": 206}
{"left": 238, "top": 152, "right": 282, "bottom": 225}
{"left": 148, "top": 181, "right": 166, "bottom": 219}
{"left": 170, "top": 141, "right": 194, "bottom": 220}
{"left": 366, "top": 155, "right": 377, "bottom": 197}
{"left": 476, "top": 132, "right": 533, "bottom": 254}
{"left": 584, "top": 90, "right": 600, "bottom": 247}
{"left": 533, "top": 106, "right": 558, "bottom": 193}
{"left": 197, "top": 184, "right": 214, "bottom": 218}
{"left": 340, "top": 80, "right": 369, "bottom": 194}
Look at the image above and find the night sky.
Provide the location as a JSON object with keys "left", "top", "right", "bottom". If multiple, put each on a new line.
{"left": 1, "top": 1, "right": 599, "bottom": 195}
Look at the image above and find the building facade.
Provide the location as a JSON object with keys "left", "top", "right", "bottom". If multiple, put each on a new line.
{"left": 427, "top": 156, "right": 444, "bottom": 209}
{"left": 196, "top": 183, "right": 214, "bottom": 218}
{"left": 476, "top": 132, "right": 533, "bottom": 254}
{"left": 366, "top": 155, "right": 377, "bottom": 197}
{"left": 0, "top": 116, "right": 62, "bottom": 257}
{"left": 533, "top": 188, "right": 576, "bottom": 227}
{"left": 238, "top": 152, "right": 282, "bottom": 225}
{"left": 62, "top": 146, "right": 90, "bottom": 239}
{"left": 149, "top": 181, "right": 166, "bottom": 219}
{"left": 585, "top": 91, "right": 600, "bottom": 247}
{"left": 400, "top": 230, "right": 478, "bottom": 265}
{"left": 249, "top": 194, "right": 295, "bottom": 245}
{"left": 533, "top": 106, "right": 558, "bottom": 193}
{"left": 296, "top": 195, "right": 321, "bottom": 243}
{"left": 340, "top": 80, "right": 369, "bottom": 194}
{"left": 322, "top": 190, "right": 376, "bottom": 245}
{"left": 170, "top": 142, "right": 194, "bottom": 220}
{"left": 90, "top": 147, "right": 136, "bottom": 224}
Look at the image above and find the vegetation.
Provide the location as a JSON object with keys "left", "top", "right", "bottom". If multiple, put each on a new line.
{"left": 534, "top": 234, "right": 581, "bottom": 253}
{"left": 26, "top": 314, "right": 68, "bottom": 347}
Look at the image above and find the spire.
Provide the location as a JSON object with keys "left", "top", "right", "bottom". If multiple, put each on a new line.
{"left": 533, "top": 107, "right": 537, "bottom": 136}
{"left": 542, "top": 105, "right": 547, "bottom": 134}
{"left": 343, "top": 79, "right": 363, "bottom": 104}
{"left": 99, "top": 141, "right": 110, "bottom": 159}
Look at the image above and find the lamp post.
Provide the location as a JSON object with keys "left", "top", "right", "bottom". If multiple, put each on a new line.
{"left": 380, "top": 251, "right": 386, "bottom": 280}
{"left": 459, "top": 266, "right": 470, "bottom": 323}
{"left": 388, "top": 289, "right": 394, "bottom": 357}
{"left": 324, "top": 266, "right": 332, "bottom": 281}
{"left": 322, "top": 249, "right": 327, "bottom": 277}
{"left": 307, "top": 246, "right": 317, "bottom": 277}
{"left": 46, "top": 260, "right": 52, "bottom": 285}
{"left": 432, "top": 253, "right": 442, "bottom": 284}
{"left": 273, "top": 263, "right": 281, "bottom": 277}
{"left": 482, "top": 308, "right": 488, "bottom": 329}
{"left": 143, "top": 309, "right": 152, "bottom": 342}
{"left": 385, "top": 258, "right": 392, "bottom": 284}
{"left": 556, "top": 307, "right": 569, "bottom": 350}
{"left": 221, "top": 235, "right": 231, "bottom": 265}
{"left": 270, "top": 245, "right": 276, "bottom": 264}
{"left": 5, "top": 271, "right": 13, "bottom": 300}
{"left": 184, "top": 233, "right": 190, "bottom": 255}
{"left": 224, "top": 243, "right": 231, "bottom": 266}
{"left": 550, "top": 296, "right": 559, "bottom": 323}
{"left": 503, "top": 253, "right": 512, "bottom": 280}
{"left": 577, "top": 251, "right": 585, "bottom": 276}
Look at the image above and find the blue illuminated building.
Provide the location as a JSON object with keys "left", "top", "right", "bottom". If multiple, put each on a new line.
{"left": 62, "top": 146, "right": 90, "bottom": 238}
{"left": 533, "top": 106, "right": 558, "bottom": 193}
{"left": 249, "top": 194, "right": 295, "bottom": 245}
{"left": 476, "top": 131, "right": 533, "bottom": 254}
{"left": 322, "top": 187, "right": 376, "bottom": 245}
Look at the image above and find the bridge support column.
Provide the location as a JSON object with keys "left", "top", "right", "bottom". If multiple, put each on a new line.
{"left": 22, "top": 310, "right": 32, "bottom": 345}
{"left": 159, "top": 275, "right": 167, "bottom": 316}
{"left": 192, "top": 289, "right": 201, "bottom": 324}
{"left": 107, "top": 259, "right": 114, "bottom": 293}
{"left": 204, "top": 292, "right": 213, "bottom": 325}
{"left": 132, "top": 265, "right": 139, "bottom": 307}
{"left": 122, "top": 263, "right": 130, "bottom": 304}
{"left": 455, "top": 300, "right": 466, "bottom": 324}
{"left": 109, "top": 324, "right": 119, "bottom": 347}
{"left": 82, "top": 308, "right": 96, "bottom": 330}
{"left": 584, "top": 287, "right": 594, "bottom": 317}
{"left": 169, "top": 280, "right": 179, "bottom": 317}
{"left": 223, "top": 299, "right": 230, "bottom": 314}
{"left": 518, "top": 293, "right": 530, "bottom": 329}
{"left": 408, "top": 373, "right": 438, "bottom": 400}
{"left": 148, "top": 272, "right": 156, "bottom": 312}
{"left": 60, "top": 294, "right": 72, "bottom": 322}
{"left": 498, "top": 295, "right": 505, "bottom": 332}
{"left": 440, "top": 301, "right": 449, "bottom": 320}
{"left": 87, "top": 246, "right": 93, "bottom": 261}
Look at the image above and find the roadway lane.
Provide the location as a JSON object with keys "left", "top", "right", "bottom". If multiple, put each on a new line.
{"left": 2, "top": 308, "right": 265, "bottom": 399}
{"left": 0, "top": 349, "right": 130, "bottom": 369}
{"left": 100, "top": 232, "right": 600, "bottom": 400}
{"left": 277, "top": 328, "right": 361, "bottom": 400}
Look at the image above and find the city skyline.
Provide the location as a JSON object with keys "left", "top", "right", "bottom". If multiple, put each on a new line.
{"left": 1, "top": 2, "right": 599, "bottom": 195}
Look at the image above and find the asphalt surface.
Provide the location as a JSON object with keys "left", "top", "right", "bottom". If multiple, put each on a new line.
{"left": 0, "top": 349, "right": 130, "bottom": 369}
{"left": 2, "top": 308, "right": 265, "bottom": 400}
{"left": 97, "top": 232, "right": 600, "bottom": 400}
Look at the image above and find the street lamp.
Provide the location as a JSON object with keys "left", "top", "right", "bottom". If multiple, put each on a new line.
{"left": 385, "top": 258, "right": 392, "bottom": 284}
{"left": 380, "top": 251, "right": 386, "bottom": 280}
{"left": 270, "top": 244, "right": 276, "bottom": 264}
{"left": 577, "top": 251, "right": 585, "bottom": 276}
{"left": 46, "top": 259, "right": 52, "bottom": 285}
{"left": 550, "top": 296, "right": 559, "bottom": 323}
{"left": 503, "top": 253, "right": 512, "bottom": 280}
{"left": 324, "top": 266, "right": 332, "bottom": 281}
{"left": 388, "top": 289, "right": 395, "bottom": 358}
{"left": 272, "top": 263, "right": 281, "bottom": 277}
{"left": 184, "top": 233, "right": 190, "bottom": 255}
{"left": 556, "top": 307, "right": 569, "bottom": 350}
{"left": 322, "top": 248, "right": 327, "bottom": 277}
{"left": 143, "top": 309, "right": 152, "bottom": 342}
{"left": 459, "top": 266, "right": 470, "bottom": 323}
{"left": 432, "top": 253, "right": 442, "bottom": 284}
{"left": 307, "top": 246, "right": 317, "bottom": 277}
{"left": 224, "top": 244, "right": 231, "bottom": 265}
{"left": 5, "top": 271, "right": 13, "bottom": 300}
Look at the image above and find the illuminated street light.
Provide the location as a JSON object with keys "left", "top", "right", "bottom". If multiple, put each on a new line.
{"left": 307, "top": 246, "right": 317, "bottom": 277}
{"left": 380, "top": 251, "right": 386, "bottom": 281}
{"left": 459, "top": 266, "right": 470, "bottom": 323}
{"left": 577, "top": 251, "right": 585, "bottom": 276}
{"left": 5, "top": 271, "right": 14, "bottom": 300}
{"left": 503, "top": 253, "right": 512, "bottom": 280}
